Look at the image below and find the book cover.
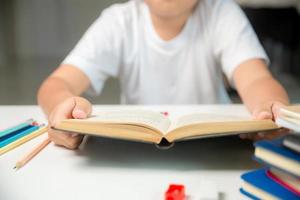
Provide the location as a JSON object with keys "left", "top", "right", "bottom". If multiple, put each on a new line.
{"left": 240, "top": 169, "right": 300, "bottom": 200}
{"left": 283, "top": 134, "right": 300, "bottom": 154}
{"left": 253, "top": 138, "right": 300, "bottom": 177}
{"left": 255, "top": 138, "right": 300, "bottom": 162}
{"left": 267, "top": 168, "right": 300, "bottom": 196}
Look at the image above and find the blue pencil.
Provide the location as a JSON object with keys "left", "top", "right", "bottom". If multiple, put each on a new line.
{"left": 0, "top": 119, "right": 35, "bottom": 139}
{"left": 0, "top": 126, "right": 39, "bottom": 148}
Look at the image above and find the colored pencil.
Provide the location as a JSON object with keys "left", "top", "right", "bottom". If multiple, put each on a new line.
{"left": 0, "top": 119, "right": 34, "bottom": 138}
{"left": 0, "top": 126, "right": 39, "bottom": 148}
{"left": 14, "top": 136, "right": 51, "bottom": 170}
{"left": 0, "top": 126, "right": 47, "bottom": 156}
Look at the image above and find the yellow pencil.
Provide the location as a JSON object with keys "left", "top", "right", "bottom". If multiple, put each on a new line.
{"left": 14, "top": 137, "right": 51, "bottom": 170}
{"left": 0, "top": 126, "right": 48, "bottom": 156}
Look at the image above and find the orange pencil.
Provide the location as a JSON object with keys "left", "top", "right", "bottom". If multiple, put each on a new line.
{"left": 14, "top": 137, "right": 51, "bottom": 170}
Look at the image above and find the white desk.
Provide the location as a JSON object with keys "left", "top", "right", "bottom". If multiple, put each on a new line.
{"left": 0, "top": 105, "right": 257, "bottom": 200}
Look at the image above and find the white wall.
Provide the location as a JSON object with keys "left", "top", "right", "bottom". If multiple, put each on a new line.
{"left": 0, "top": 8, "right": 6, "bottom": 66}
{"left": 9, "top": 0, "right": 300, "bottom": 61}
{"left": 13, "top": 0, "right": 125, "bottom": 60}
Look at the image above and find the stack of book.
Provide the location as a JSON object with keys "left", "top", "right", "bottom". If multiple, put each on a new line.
{"left": 276, "top": 105, "right": 300, "bottom": 134}
{"left": 240, "top": 106, "right": 300, "bottom": 199}
{"left": 0, "top": 119, "right": 46, "bottom": 155}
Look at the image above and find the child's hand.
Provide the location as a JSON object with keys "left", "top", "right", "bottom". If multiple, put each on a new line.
{"left": 239, "top": 101, "right": 290, "bottom": 141}
{"left": 48, "top": 97, "right": 92, "bottom": 149}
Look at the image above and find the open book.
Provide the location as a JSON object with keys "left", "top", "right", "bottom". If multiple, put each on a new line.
{"left": 276, "top": 105, "right": 300, "bottom": 133}
{"left": 53, "top": 109, "right": 279, "bottom": 146}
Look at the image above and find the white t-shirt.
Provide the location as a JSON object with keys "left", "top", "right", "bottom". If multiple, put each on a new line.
{"left": 63, "top": 0, "right": 268, "bottom": 104}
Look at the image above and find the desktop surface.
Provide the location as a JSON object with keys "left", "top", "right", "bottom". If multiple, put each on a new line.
{"left": 0, "top": 105, "right": 257, "bottom": 200}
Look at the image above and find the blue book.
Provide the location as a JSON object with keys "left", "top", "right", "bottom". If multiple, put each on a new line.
{"left": 253, "top": 138, "right": 300, "bottom": 177}
{"left": 0, "top": 126, "right": 39, "bottom": 148}
{"left": 240, "top": 169, "right": 300, "bottom": 200}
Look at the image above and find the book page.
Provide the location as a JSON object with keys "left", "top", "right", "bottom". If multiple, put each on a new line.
{"left": 276, "top": 116, "right": 300, "bottom": 132}
{"left": 168, "top": 113, "right": 250, "bottom": 131}
{"left": 281, "top": 106, "right": 300, "bottom": 120}
{"left": 85, "top": 110, "right": 171, "bottom": 134}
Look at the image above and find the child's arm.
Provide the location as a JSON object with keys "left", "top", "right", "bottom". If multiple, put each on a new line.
{"left": 233, "top": 58, "right": 289, "bottom": 140}
{"left": 38, "top": 64, "right": 92, "bottom": 149}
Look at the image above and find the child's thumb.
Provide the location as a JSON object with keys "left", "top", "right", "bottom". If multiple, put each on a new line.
{"left": 252, "top": 107, "right": 272, "bottom": 120}
{"left": 255, "top": 111, "right": 273, "bottom": 120}
{"left": 271, "top": 102, "right": 286, "bottom": 119}
{"left": 72, "top": 98, "right": 92, "bottom": 119}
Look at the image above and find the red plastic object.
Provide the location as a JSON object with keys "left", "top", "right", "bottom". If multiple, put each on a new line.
{"left": 31, "top": 121, "right": 39, "bottom": 126}
{"left": 165, "top": 184, "right": 186, "bottom": 200}
{"left": 161, "top": 112, "right": 169, "bottom": 117}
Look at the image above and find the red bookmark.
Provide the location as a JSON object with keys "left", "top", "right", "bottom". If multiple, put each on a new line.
{"left": 31, "top": 121, "right": 39, "bottom": 126}
{"left": 165, "top": 184, "right": 186, "bottom": 200}
{"left": 161, "top": 112, "right": 169, "bottom": 117}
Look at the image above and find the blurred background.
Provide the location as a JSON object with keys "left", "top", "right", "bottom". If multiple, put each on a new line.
{"left": 0, "top": 0, "right": 299, "bottom": 105}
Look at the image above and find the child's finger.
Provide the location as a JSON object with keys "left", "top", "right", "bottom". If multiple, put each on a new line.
{"left": 52, "top": 134, "right": 83, "bottom": 149}
{"left": 48, "top": 129, "right": 67, "bottom": 147}
{"left": 72, "top": 97, "right": 92, "bottom": 119}
{"left": 48, "top": 129, "right": 83, "bottom": 149}
{"left": 271, "top": 101, "right": 286, "bottom": 119}
{"left": 239, "top": 133, "right": 257, "bottom": 140}
{"left": 239, "top": 133, "right": 246, "bottom": 139}
{"left": 256, "top": 111, "right": 272, "bottom": 120}
{"left": 49, "top": 99, "right": 77, "bottom": 126}
{"left": 252, "top": 105, "right": 272, "bottom": 120}
{"left": 253, "top": 128, "right": 290, "bottom": 141}
{"left": 47, "top": 97, "right": 91, "bottom": 149}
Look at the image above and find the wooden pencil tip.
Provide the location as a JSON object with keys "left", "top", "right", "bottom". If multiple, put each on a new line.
{"left": 13, "top": 164, "right": 20, "bottom": 170}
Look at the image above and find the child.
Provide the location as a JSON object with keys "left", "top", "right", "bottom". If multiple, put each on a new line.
{"left": 38, "top": 0, "right": 289, "bottom": 149}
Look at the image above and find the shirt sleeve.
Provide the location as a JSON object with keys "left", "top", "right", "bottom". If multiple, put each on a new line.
{"left": 212, "top": 0, "right": 269, "bottom": 87}
{"left": 62, "top": 6, "right": 124, "bottom": 95}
